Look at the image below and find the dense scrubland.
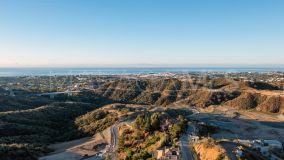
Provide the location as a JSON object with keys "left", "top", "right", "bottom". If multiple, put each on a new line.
{"left": 0, "top": 102, "right": 98, "bottom": 160}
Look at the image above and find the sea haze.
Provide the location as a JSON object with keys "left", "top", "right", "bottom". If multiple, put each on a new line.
{"left": 0, "top": 68, "right": 284, "bottom": 77}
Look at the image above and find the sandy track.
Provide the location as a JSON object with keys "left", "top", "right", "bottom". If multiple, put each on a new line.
{"left": 39, "top": 127, "right": 112, "bottom": 160}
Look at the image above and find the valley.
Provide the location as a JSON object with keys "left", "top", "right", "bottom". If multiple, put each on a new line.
{"left": 0, "top": 72, "right": 283, "bottom": 160}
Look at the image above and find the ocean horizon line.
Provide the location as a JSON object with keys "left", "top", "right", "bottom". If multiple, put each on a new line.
{"left": 0, "top": 67, "right": 284, "bottom": 77}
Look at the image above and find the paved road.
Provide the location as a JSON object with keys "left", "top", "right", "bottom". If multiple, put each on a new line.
{"left": 106, "top": 122, "right": 131, "bottom": 160}
{"left": 180, "top": 124, "right": 195, "bottom": 160}
{"left": 106, "top": 124, "right": 118, "bottom": 160}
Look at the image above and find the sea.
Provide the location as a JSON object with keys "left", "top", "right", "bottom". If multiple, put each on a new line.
{"left": 0, "top": 67, "right": 283, "bottom": 77}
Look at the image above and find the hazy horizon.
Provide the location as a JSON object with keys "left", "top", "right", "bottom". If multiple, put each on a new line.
{"left": 0, "top": 64, "right": 284, "bottom": 69}
{"left": 1, "top": 0, "right": 284, "bottom": 67}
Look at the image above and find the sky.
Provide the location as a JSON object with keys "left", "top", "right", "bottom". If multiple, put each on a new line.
{"left": 0, "top": 0, "right": 284, "bottom": 67}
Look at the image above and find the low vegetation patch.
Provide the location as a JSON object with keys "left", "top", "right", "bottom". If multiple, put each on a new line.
{"left": 118, "top": 111, "right": 188, "bottom": 159}
{"left": 75, "top": 110, "right": 119, "bottom": 135}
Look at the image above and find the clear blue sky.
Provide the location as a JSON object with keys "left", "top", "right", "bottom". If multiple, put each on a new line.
{"left": 0, "top": 0, "right": 284, "bottom": 67}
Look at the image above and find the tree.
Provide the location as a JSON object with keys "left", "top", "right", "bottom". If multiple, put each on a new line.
{"left": 150, "top": 113, "right": 160, "bottom": 131}
{"left": 125, "top": 149, "right": 134, "bottom": 160}
{"left": 169, "top": 115, "right": 188, "bottom": 140}
{"left": 143, "top": 117, "right": 151, "bottom": 132}
{"left": 133, "top": 114, "right": 151, "bottom": 132}
{"left": 169, "top": 123, "right": 182, "bottom": 140}
{"left": 133, "top": 114, "right": 144, "bottom": 130}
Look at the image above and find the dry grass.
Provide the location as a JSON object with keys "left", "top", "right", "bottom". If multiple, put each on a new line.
{"left": 194, "top": 138, "right": 230, "bottom": 160}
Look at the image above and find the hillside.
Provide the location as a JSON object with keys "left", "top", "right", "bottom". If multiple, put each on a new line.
{"left": 225, "top": 92, "right": 284, "bottom": 113}
{"left": 2, "top": 77, "right": 282, "bottom": 114}
{"left": 88, "top": 78, "right": 283, "bottom": 113}
{"left": 0, "top": 76, "right": 283, "bottom": 159}
{"left": 0, "top": 102, "right": 98, "bottom": 160}
{"left": 193, "top": 138, "right": 230, "bottom": 160}
{"left": 90, "top": 78, "right": 241, "bottom": 107}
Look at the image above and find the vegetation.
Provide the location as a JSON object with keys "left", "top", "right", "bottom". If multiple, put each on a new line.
{"left": 169, "top": 115, "right": 188, "bottom": 140}
{"left": 0, "top": 143, "right": 50, "bottom": 160}
{"left": 225, "top": 93, "right": 258, "bottom": 109}
{"left": 75, "top": 109, "right": 118, "bottom": 135}
{"left": 0, "top": 74, "right": 283, "bottom": 159}
{"left": 0, "top": 95, "right": 51, "bottom": 112}
{"left": 119, "top": 111, "right": 188, "bottom": 159}
{"left": 0, "top": 102, "right": 98, "bottom": 159}
{"left": 193, "top": 138, "right": 230, "bottom": 160}
{"left": 248, "top": 81, "right": 281, "bottom": 90}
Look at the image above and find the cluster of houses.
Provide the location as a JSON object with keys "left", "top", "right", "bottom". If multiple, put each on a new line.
{"left": 151, "top": 118, "right": 182, "bottom": 160}
{"left": 235, "top": 139, "right": 283, "bottom": 160}
{"left": 154, "top": 147, "right": 180, "bottom": 160}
